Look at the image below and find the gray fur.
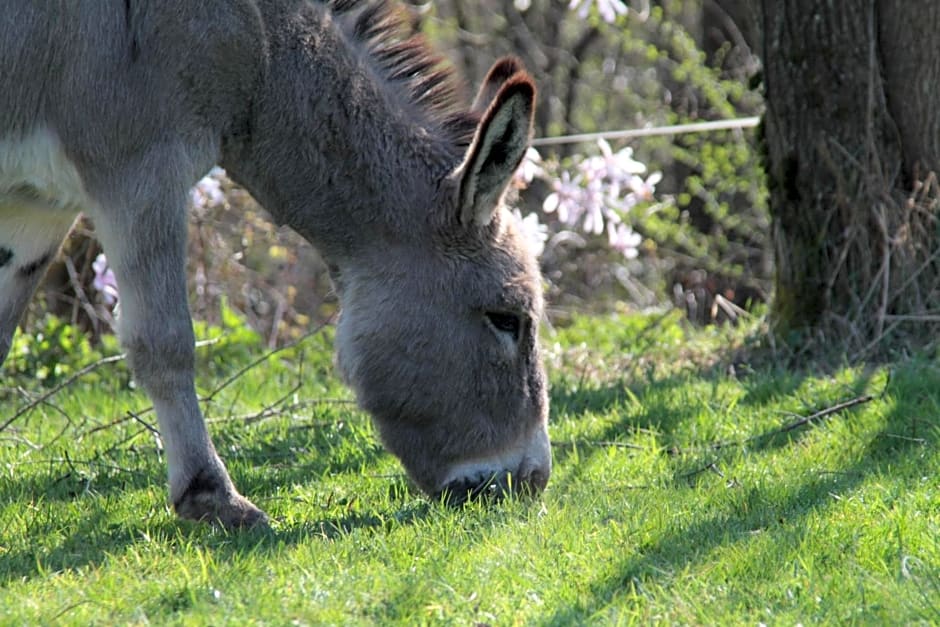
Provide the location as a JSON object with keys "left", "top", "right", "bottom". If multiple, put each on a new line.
{"left": 0, "top": 0, "right": 550, "bottom": 526}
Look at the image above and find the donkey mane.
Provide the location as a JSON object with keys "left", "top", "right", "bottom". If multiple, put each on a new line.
{"left": 327, "top": 0, "right": 480, "bottom": 151}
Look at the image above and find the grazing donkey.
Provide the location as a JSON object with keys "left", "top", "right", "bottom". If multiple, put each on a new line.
{"left": 0, "top": 0, "right": 551, "bottom": 527}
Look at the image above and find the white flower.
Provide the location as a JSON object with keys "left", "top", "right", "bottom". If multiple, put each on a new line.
{"left": 512, "top": 209, "right": 549, "bottom": 257}
{"left": 581, "top": 178, "right": 607, "bottom": 235}
{"left": 568, "top": 0, "right": 628, "bottom": 23}
{"left": 607, "top": 222, "right": 642, "bottom": 259}
{"left": 628, "top": 171, "right": 662, "bottom": 201}
{"left": 190, "top": 167, "right": 226, "bottom": 209}
{"left": 513, "top": 147, "right": 544, "bottom": 188}
{"left": 528, "top": 135, "right": 656, "bottom": 263}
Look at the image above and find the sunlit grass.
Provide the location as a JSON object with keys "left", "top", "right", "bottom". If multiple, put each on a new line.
{"left": 1, "top": 310, "right": 937, "bottom": 624}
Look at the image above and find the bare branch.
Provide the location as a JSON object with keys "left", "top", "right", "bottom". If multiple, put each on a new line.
{"left": 0, "top": 354, "right": 126, "bottom": 432}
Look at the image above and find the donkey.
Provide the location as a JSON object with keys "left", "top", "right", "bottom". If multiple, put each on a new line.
{"left": 0, "top": 0, "right": 551, "bottom": 527}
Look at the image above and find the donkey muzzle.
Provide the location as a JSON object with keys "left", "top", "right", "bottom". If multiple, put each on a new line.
{"left": 435, "top": 423, "right": 551, "bottom": 506}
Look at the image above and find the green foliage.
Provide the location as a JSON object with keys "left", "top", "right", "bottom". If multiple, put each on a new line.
{"left": 5, "top": 314, "right": 114, "bottom": 385}
{"left": 2, "top": 312, "right": 938, "bottom": 624}
{"left": 435, "top": 0, "right": 772, "bottom": 315}
{"left": 618, "top": 5, "right": 768, "bottom": 302}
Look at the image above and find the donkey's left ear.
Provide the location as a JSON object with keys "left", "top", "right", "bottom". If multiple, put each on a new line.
{"left": 451, "top": 72, "right": 536, "bottom": 227}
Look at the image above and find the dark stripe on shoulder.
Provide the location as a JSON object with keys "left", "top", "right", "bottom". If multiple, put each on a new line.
{"left": 8, "top": 183, "right": 43, "bottom": 203}
{"left": 0, "top": 247, "right": 12, "bottom": 268}
{"left": 17, "top": 251, "right": 53, "bottom": 278}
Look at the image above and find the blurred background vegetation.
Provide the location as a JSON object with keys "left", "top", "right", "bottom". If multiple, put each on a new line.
{"left": 25, "top": 0, "right": 768, "bottom": 348}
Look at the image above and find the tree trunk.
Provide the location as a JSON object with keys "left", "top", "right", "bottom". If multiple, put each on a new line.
{"left": 754, "top": 1, "right": 940, "bottom": 351}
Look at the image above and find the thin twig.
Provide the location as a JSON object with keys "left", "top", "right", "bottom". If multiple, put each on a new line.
{"left": 758, "top": 393, "right": 875, "bottom": 437}
{"left": 26, "top": 325, "right": 323, "bottom": 439}
{"left": 128, "top": 410, "right": 160, "bottom": 436}
{"left": 244, "top": 381, "right": 303, "bottom": 425}
{"left": 202, "top": 317, "right": 333, "bottom": 403}
{"left": 678, "top": 460, "right": 724, "bottom": 480}
{"left": 669, "top": 388, "right": 882, "bottom": 457}
{"left": 0, "top": 434, "right": 42, "bottom": 450}
{"left": 206, "top": 398, "right": 356, "bottom": 424}
{"left": 883, "top": 314, "right": 940, "bottom": 322}
{"left": 551, "top": 440, "right": 646, "bottom": 451}
{"left": 83, "top": 409, "right": 152, "bottom": 437}
{"left": 1, "top": 354, "right": 126, "bottom": 432}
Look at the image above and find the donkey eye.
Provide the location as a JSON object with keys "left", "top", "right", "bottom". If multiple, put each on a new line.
{"left": 485, "top": 311, "right": 522, "bottom": 342}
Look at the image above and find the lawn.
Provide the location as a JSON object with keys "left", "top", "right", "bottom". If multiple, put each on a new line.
{"left": 1, "top": 309, "right": 938, "bottom": 624}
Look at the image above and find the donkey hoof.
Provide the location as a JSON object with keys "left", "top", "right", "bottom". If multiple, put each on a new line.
{"left": 214, "top": 496, "right": 269, "bottom": 529}
{"left": 173, "top": 469, "right": 269, "bottom": 529}
{"left": 175, "top": 490, "right": 269, "bottom": 529}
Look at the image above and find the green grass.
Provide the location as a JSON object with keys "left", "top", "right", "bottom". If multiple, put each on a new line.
{"left": 1, "top": 310, "right": 938, "bottom": 624}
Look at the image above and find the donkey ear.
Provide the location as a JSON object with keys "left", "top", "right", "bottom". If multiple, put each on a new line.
{"left": 471, "top": 56, "right": 527, "bottom": 113}
{"left": 453, "top": 72, "right": 536, "bottom": 227}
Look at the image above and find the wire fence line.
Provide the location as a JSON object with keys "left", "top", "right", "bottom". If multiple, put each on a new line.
{"left": 530, "top": 116, "right": 761, "bottom": 147}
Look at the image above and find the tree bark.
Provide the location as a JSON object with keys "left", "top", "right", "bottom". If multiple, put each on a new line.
{"left": 753, "top": 1, "right": 940, "bottom": 349}
{"left": 879, "top": 4, "right": 940, "bottom": 182}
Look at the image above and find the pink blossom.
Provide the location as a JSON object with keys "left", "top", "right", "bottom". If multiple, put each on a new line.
{"left": 92, "top": 253, "right": 119, "bottom": 305}
{"left": 542, "top": 171, "right": 583, "bottom": 225}
{"left": 582, "top": 139, "right": 646, "bottom": 183}
{"left": 518, "top": 134, "right": 657, "bottom": 263}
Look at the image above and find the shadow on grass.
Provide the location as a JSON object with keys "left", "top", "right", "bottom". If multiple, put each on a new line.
{"left": 539, "top": 361, "right": 937, "bottom": 624}
{"left": 0, "top": 412, "right": 419, "bottom": 584}
{"left": 0, "top": 485, "right": 434, "bottom": 585}
{"left": 548, "top": 358, "right": 882, "bottom": 470}
{"left": 0, "top": 504, "right": 148, "bottom": 586}
{"left": 2, "top": 344, "right": 934, "bottom": 615}
{"left": 0, "top": 406, "right": 384, "bottom": 505}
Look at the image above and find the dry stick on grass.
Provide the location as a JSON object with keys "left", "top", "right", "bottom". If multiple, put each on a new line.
{"left": 552, "top": 440, "right": 646, "bottom": 451}
{"left": 555, "top": 387, "right": 881, "bottom": 463}
{"left": 83, "top": 408, "right": 153, "bottom": 437}
{"left": 5, "top": 337, "right": 221, "bottom": 436}
{"left": 0, "top": 353, "right": 126, "bottom": 433}
{"left": 672, "top": 389, "right": 881, "bottom": 458}
{"left": 551, "top": 390, "right": 880, "bottom": 460}
{"left": 674, "top": 387, "right": 883, "bottom": 482}
{"left": 678, "top": 461, "right": 725, "bottom": 481}
{"left": 5, "top": 318, "right": 333, "bottom": 437}
{"left": 206, "top": 398, "right": 357, "bottom": 425}
{"left": 201, "top": 316, "right": 334, "bottom": 404}
{"left": 244, "top": 381, "right": 303, "bottom": 424}
{"left": 753, "top": 392, "right": 877, "bottom": 438}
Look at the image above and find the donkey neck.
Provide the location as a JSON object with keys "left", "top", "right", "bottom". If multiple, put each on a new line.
{"left": 221, "top": 1, "right": 463, "bottom": 265}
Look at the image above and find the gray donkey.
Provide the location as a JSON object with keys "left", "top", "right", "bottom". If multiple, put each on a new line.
{"left": 0, "top": 0, "right": 551, "bottom": 527}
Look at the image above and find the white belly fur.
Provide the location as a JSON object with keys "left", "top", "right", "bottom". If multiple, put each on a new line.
{"left": 0, "top": 128, "right": 92, "bottom": 212}
{"left": 0, "top": 128, "right": 88, "bottom": 270}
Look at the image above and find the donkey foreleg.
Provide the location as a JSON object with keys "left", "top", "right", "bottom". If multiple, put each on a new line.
{"left": 91, "top": 190, "right": 267, "bottom": 528}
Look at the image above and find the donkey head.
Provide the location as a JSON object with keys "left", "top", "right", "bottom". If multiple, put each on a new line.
{"left": 334, "top": 59, "right": 550, "bottom": 503}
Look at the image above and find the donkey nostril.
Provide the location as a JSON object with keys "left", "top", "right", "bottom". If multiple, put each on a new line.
{"left": 523, "top": 469, "right": 549, "bottom": 493}
{"left": 437, "top": 472, "right": 510, "bottom": 507}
